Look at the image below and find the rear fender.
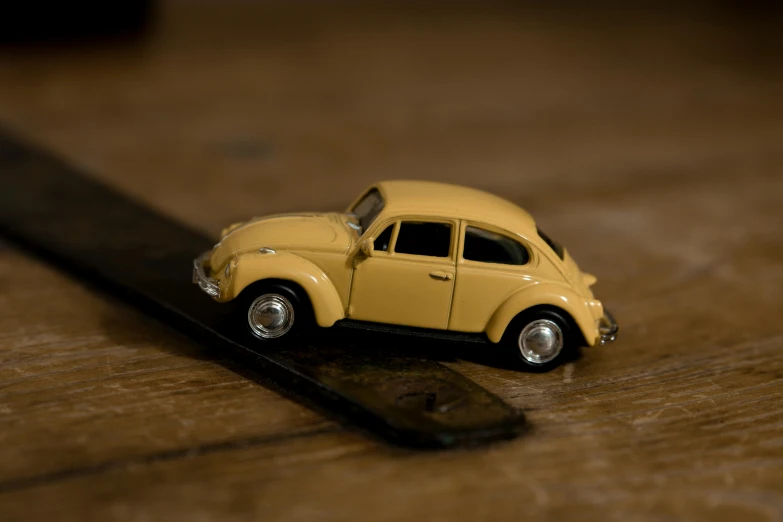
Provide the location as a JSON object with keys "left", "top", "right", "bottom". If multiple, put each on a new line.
{"left": 485, "top": 282, "right": 598, "bottom": 346}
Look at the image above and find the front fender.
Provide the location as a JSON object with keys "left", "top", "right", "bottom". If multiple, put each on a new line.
{"left": 485, "top": 282, "right": 600, "bottom": 346}
{"left": 223, "top": 251, "right": 345, "bottom": 328}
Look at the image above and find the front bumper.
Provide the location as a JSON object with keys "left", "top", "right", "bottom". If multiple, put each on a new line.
{"left": 598, "top": 309, "right": 619, "bottom": 345}
{"left": 192, "top": 251, "right": 220, "bottom": 298}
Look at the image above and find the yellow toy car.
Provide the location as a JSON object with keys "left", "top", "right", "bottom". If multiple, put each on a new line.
{"left": 194, "top": 181, "right": 617, "bottom": 367}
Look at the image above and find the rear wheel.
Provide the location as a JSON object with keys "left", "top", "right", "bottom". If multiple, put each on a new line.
{"left": 504, "top": 308, "right": 573, "bottom": 369}
{"left": 242, "top": 282, "right": 311, "bottom": 343}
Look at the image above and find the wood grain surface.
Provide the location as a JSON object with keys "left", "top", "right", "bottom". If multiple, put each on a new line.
{"left": 0, "top": 3, "right": 782, "bottom": 521}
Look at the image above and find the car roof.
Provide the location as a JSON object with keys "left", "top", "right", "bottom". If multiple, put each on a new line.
{"left": 375, "top": 180, "right": 537, "bottom": 236}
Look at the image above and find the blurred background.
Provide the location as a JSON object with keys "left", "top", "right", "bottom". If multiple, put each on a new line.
{"left": 2, "top": 0, "right": 781, "bottom": 306}
{"left": 1, "top": 2, "right": 783, "bottom": 520}
{"left": 1, "top": 1, "right": 781, "bottom": 233}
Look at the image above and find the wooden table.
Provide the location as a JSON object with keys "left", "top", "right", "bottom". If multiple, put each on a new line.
{"left": 1, "top": 3, "right": 782, "bottom": 520}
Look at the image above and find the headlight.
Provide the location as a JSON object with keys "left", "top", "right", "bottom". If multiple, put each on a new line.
{"left": 224, "top": 263, "right": 232, "bottom": 279}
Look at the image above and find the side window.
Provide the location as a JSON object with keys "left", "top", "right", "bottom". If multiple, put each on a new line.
{"left": 394, "top": 222, "right": 452, "bottom": 258}
{"left": 373, "top": 224, "right": 394, "bottom": 252}
{"left": 537, "top": 228, "right": 564, "bottom": 260}
{"left": 463, "top": 226, "right": 529, "bottom": 265}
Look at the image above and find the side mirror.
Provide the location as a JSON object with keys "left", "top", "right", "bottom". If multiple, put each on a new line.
{"left": 360, "top": 239, "right": 374, "bottom": 257}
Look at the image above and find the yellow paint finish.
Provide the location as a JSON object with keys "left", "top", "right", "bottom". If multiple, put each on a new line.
{"left": 347, "top": 217, "right": 458, "bottom": 329}
{"left": 218, "top": 251, "right": 345, "bottom": 328}
{"left": 485, "top": 283, "right": 601, "bottom": 345}
{"left": 374, "top": 180, "right": 537, "bottom": 235}
{"left": 209, "top": 212, "right": 352, "bottom": 271}
{"left": 450, "top": 262, "right": 537, "bottom": 334}
{"left": 349, "top": 253, "right": 456, "bottom": 330}
{"left": 296, "top": 251, "right": 354, "bottom": 309}
{"left": 448, "top": 220, "right": 603, "bottom": 345}
{"left": 449, "top": 220, "right": 539, "bottom": 333}
{"left": 203, "top": 180, "right": 608, "bottom": 345}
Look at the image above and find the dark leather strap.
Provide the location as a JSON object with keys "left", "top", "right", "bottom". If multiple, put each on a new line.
{"left": 0, "top": 130, "right": 525, "bottom": 448}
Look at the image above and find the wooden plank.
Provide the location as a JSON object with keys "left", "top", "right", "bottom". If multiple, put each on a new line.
{"left": 0, "top": 249, "right": 338, "bottom": 486}
{"left": 0, "top": 2, "right": 782, "bottom": 520}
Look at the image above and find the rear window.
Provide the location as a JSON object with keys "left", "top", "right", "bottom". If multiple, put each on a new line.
{"left": 537, "top": 228, "right": 564, "bottom": 260}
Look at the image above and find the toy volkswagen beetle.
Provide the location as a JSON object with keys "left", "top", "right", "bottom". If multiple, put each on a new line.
{"left": 193, "top": 181, "right": 617, "bottom": 368}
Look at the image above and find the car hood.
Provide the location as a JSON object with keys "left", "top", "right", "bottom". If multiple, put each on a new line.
{"left": 209, "top": 212, "right": 354, "bottom": 270}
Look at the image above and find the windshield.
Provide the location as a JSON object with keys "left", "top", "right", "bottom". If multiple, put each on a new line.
{"left": 349, "top": 188, "right": 385, "bottom": 234}
{"left": 537, "top": 228, "right": 565, "bottom": 260}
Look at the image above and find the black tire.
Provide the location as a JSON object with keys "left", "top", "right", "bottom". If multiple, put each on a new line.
{"left": 503, "top": 307, "right": 574, "bottom": 371}
{"left": 240, "top": 281, "right": 312, "bottom": 343}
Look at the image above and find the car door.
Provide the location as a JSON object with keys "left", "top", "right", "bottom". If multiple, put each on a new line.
{"left": 348, "top": 219, "right": 457, "bottom": 329}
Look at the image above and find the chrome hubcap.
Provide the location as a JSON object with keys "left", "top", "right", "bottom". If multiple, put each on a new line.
{"left": 518, "top": 319, "right": 563, "bottom": 364}
{"left": 247, "top": 294, "right": 295, "bottom": 339}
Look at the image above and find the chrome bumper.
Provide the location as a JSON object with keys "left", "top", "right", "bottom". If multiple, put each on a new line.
{"left": 192, "top": 251, "right": 220, "bottom": 298}
{"left": 598, "top": 309, "right": 619, "bottom": 345}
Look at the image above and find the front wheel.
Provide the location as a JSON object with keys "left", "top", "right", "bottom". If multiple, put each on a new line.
{"left": 504, "top": 309, "right": 573, "bottom": 369}
{"left": 243, "top": 283, "right": 310, "bottom": 342}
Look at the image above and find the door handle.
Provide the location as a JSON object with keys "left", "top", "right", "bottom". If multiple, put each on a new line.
{"left": 429, "top": 271, "right": 453, "bottom": 281}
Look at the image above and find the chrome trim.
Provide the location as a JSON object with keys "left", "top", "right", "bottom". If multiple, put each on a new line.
{"left": 598, "top": 309, "right": 619, "bottom": 345}
{"left": 518, "top": 319, "right": 564, "bottom": 365}
{"left": 247, "top": 294, "right": 295, "bottom": 339}
{"left": 192, "top": 251, "right": 220, "bottom": 298}
{"left": 258, "top": 247, "right": 276, "bottom": 254}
